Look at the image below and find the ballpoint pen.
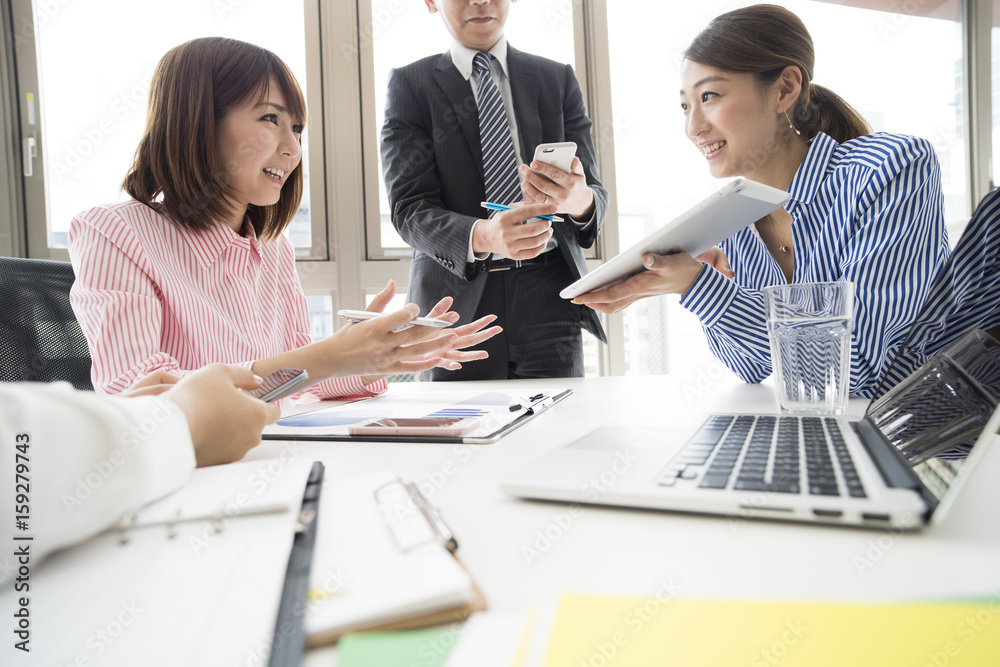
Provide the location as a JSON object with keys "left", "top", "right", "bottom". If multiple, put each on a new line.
{"left": 480, "top": 201, "right": 564, "bottom": 223}
{"left": 405, "top": 481, "right": 458, "bottom": 553}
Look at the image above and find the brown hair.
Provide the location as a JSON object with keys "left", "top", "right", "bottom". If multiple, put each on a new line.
{"left": 683, "top": 4, "right": 870, "bottom": 144}
{"left": 123, "top": 37, "right": 306, "bottom": 240}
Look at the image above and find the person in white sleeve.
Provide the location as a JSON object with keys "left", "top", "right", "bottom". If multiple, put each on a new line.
{"left": 0, "top": 364, "right": 279, "bottom": 565}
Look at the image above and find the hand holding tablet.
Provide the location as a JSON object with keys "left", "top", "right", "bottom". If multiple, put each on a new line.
{"left": 560, "top": 178, "right": 790, "bottom": 299}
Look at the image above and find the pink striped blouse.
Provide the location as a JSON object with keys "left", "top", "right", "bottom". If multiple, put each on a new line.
{"left": 68, "top": 200, "right": 386, "bottom": 399}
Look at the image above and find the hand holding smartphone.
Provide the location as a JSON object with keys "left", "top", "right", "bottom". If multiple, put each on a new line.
{"left": 533, "top": 141, "right": 577, "bottom": 175}
{"left": 338, "top": 309, "right": 452, "bottom": 331}
{"left": 348, "top": 416, "right": 483, "bottom": 437}
{"left": 250, "top": 368, "right": 309, "bottom": 402}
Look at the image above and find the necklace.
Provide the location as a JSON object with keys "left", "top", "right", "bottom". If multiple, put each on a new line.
{"left": 765, "top": 213, "right": 793, "bottom": 254}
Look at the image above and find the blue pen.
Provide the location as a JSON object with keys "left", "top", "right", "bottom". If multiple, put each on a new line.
{"left": 480, "top": 201, "right": 564, "bottom": 223}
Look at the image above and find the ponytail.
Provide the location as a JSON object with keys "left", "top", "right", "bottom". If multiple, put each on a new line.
{"left": 794, "top": 84, "right": 870, "bottom": 144}
{"left": 684, "top": 5, "right": 870, "bottom": 143}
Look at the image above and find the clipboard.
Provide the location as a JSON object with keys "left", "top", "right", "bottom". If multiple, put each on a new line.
{"left": 262, "top": 387, "right": 572, "bottom": 444}
{"left": 304, "top": 471, "right": 486, "bottom": 645}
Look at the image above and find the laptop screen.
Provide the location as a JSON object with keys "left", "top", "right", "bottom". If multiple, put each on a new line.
{"left": 863, "top": 190, "right": 1000, "bottom": 500}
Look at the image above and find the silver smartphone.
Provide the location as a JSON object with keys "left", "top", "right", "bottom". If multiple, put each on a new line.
{"left": 251, "top": 368, "right": 310, "bottom": 402}
{"left": 533, "top": 141, "right": 577, "bottom": 173}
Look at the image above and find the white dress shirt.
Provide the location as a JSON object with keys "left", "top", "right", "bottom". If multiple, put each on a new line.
{"left": 0, "top": 383, "right": 195, "bottom": 567}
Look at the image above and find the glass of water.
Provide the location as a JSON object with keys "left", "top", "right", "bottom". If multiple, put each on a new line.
{"left": 763, "top": 282, "right": 855, "bottom": 415}
{"left": 868, "top": 329, "right": 1000, "bottom": 464}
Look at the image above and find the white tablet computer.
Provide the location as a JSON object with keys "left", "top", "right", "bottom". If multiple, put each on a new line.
{"left": 560, "top": 178, "right": 790, "bottom": 299}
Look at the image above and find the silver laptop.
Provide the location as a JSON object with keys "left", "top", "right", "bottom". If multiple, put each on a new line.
{"left": 503, "top": 213, "right": 1000, "bottom": 529}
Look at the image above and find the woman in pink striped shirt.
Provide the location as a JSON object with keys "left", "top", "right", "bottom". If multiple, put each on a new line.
{"left": 69, "top": 37, "right": 500, "bottom": 397}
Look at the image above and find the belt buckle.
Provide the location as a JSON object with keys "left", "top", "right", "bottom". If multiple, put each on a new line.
{"left": 488, "top": 259, "right": 521, "bottom": 272}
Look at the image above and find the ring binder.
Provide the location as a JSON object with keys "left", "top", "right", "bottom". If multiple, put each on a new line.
{"left": 113, "top": 492, "right": 292, "bottom": 543}
{"left": 117, "top": 512, "right": 135, "bottom": 545}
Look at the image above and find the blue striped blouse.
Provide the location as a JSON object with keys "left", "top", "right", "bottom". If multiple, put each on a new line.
{"left": 680, "top": 132, "right": 951, "bottom": 398}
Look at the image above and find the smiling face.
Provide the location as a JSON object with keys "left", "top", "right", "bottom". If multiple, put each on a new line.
{"left": 216, "top": 76, "right": 303, "bottom": 231}
{"left": 426, "top": 0, "right": 514, "bottom": 51}
{"left": 680, "top": 60, "right": 789, "bottom": 182}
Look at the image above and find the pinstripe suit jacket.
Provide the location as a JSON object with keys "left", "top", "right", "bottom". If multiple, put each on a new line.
{"left": 380, "top": 45, "right": 607, "bottom": 343}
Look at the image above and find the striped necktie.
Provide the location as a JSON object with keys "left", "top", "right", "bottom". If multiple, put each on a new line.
{"left": 474, "top": 52, "right": 521, "bottom": 208}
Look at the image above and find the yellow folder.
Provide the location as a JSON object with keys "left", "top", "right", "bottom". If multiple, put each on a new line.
{"left": 541, "top": 595, "right": 1000, "bottom": 667}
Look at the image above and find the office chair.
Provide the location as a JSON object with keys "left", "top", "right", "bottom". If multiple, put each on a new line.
{"left": 0, "top": 256, "right": 94, "bottom": 390}
{"left": 879, "top": 188, "right": 1000, "bottom": 392}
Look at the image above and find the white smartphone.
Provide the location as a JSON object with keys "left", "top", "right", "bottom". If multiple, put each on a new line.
{"left": 348, "top": 416, "right": 483, "bottom": 437}
{"left": 337, "top": 309, "right": 452, "bottom": 329}
{"left": 250, "top": 368, "right": 310, "bottom": 402}
{"left": 533, "top": 141, "right": 577, "bottom": 173}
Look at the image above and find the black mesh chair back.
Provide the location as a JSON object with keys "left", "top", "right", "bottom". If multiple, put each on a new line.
{"left": 877, "top": 187, "right": 1000, "bottom": 398}
{"left": 0, "top": 257, "right": 94, "bottom": 390}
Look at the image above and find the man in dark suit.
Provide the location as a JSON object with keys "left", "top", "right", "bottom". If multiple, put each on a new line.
{"left": 381, "top": 0, "right": 608, "bottom": 381}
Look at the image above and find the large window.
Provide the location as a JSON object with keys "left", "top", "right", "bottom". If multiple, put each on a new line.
{"left": 12, "top": 0, "right": 324, "bottom": 257}
{"left": 3, "top": 0, "right": 993, "bottom": 381}
{"left": 605, "top": 0, "right": 967, "bottom": 378}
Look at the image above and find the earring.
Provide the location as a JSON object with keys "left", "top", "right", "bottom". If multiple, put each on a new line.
{"left": 784, "top": 110, "right": 801, "bottom": 136}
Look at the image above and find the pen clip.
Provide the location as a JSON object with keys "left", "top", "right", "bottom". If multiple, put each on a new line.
{"left": 374, "top": 479, "right": 459, "bottom": 553}
{"left": 518, "top": 393, "right": 554, "bottom": 414}
{"left": 405, "top": 481, "right": 458, "bottom": 552}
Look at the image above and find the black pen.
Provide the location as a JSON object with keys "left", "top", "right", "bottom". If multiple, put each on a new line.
{"left": 509, "top": 393, "right": 552, "bottom": 413}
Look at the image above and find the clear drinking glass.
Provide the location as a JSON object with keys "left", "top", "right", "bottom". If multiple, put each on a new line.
{"left": 868, "top": 329, "right": 1000, "bottom": 464}
{"left": 764, "top": 282, "right": 855, "bottom": 415}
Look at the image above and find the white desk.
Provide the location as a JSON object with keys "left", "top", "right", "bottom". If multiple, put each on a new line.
{"left": 244, "top": 375, "right": 1000, "bottom": 664}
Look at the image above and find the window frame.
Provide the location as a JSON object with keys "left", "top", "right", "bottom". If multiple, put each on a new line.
{"left": 2, "top": 0, "right": 995, "bottom": 378}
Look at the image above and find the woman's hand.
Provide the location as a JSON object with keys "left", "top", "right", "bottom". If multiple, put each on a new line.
{"left": 694, "top": 247, "right": 734, "bottom": 279}
{"left": 162, "top": 364, "right": 280, "bottom": 467}
{"left": 253, "top": 280, "right": 501, "bottom": 384}
{"left": 120, "top": 369, "right": 182, "bottom": 397}
{"left": 572, "top": 252, "right": 706, "bottom": 315}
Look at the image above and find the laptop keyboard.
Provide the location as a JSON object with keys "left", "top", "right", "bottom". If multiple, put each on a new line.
{"left": 658, "top": 415, "right": 867, "bottom": 498}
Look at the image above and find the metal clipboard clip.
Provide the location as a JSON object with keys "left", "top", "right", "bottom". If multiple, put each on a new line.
{"left": 373, "top": 479, "right": 458, "bottom": 554}
{"left": 508, "top": 392, "right": 555, "bottom": 414}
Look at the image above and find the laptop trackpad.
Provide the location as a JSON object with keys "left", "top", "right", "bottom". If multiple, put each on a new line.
{"left": 567, "top": 426, "right": 687, "bottom": 453}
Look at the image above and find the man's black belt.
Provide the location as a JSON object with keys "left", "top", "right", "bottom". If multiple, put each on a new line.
{"left": 487, "top": 252, "right": 555, "bottom": 272}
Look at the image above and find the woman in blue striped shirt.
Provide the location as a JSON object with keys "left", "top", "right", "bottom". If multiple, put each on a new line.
{"left": 575, "top": 4, "right": 950, "bottom": 397}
